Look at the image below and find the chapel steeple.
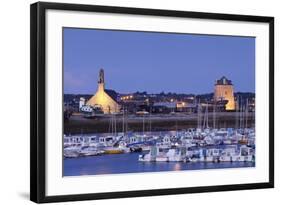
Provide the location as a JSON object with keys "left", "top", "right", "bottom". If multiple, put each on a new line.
{"left": 98, "top": 68, "right": 105, "bottom": 91}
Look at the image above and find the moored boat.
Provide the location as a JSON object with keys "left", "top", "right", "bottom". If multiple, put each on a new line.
{"left": 104, "top": 147, "right": 124, "bottom": 154}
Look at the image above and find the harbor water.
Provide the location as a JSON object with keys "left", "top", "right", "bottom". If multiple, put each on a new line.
{"left": 63, "top": 152, "right": 255, "bottom": 176}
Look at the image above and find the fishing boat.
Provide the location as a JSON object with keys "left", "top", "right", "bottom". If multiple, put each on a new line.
{"left": 166, "top": 148, "right": 184, "bottom": 162}
{"left": 156, "top": 156, "right": 168, "bottom": 162}
{"left": 103, "top": 147, "right": 124, "bottom": 154}
{"left": 219, "top": 156, "right": 232, "bottom": 162}
{"left": 139, "top": 146, "right": 157, "bottom": 162}
{"left": 130, "top": 147, "right": 142, "bottom": 152}
{"left": 64, "top": 145, "right": 81, "bottom": 158}
{"left": 79, "top": 146, "right": 101, "bottom": 156}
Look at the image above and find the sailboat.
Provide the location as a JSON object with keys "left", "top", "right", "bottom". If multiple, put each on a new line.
{"left": 103, "top": 113, "right": 125, "bottom": 154}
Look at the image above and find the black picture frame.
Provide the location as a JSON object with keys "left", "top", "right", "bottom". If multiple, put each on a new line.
{"left": 30, "top": 2, "right": 274, "bottom": 203}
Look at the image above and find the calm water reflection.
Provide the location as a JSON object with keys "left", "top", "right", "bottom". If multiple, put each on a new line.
{"left": 63, "top": 152, "right": 255, "bottom": 176}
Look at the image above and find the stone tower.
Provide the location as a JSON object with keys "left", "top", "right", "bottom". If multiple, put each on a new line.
{"left": 214, "top": 76, "right": 235, "bottom": 110}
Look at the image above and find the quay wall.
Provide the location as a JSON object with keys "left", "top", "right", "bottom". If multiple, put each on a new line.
{"left": 64, "top": 112, "right": 255, "bottom": 134}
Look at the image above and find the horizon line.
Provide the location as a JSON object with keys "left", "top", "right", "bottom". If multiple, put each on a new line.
{"left": 64, "top": 91, "right": 256, "bottom": 95}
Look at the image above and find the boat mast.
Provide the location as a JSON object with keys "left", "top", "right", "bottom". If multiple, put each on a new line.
{"left": 197, "top": 98, "right": 201, "bottom": 130}
{"left": 125, "top": 108, "right": 128, "bottom": 134}
{"left": 111, "top": 114, "right": 113, "bottom": 135}
{"left": 202, "top": 103, "right": 209, "bottom": 129}
{"left": 241, "top": 105, "right": 244, "bottom": 130}
{"left": 206, "top": 103, "right": 209, "bottom": 129}
{"left": 114, "top": 114, "right": 117, "bottom": 136}
{"left": 202, "top": 105, "right": 206, "bottom": 129}
{"left": 108, "top": 114, "right": 112, "bottom": 134}
{"left": 235, "top": 96, "right": 239, "bottom": 129}
{"left": 213, "top": 101, "right": 216, "bottom": 129}
{"left": 149, "top": 107, "right": 152, "bottom": 133}
{"left": 142, "top": 115, "right": 145, "bottom": 135}
{"left": 245, "top": 98, "right": 248, "bottom": 129}
{"left": 239, "top": 99, "right": 242, "bottom": 129}
{"left": 122, "top": 107, "right": 125, "bottom": 135}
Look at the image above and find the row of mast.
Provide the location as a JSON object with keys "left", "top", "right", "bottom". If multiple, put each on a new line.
{"left": 197, "top": 97, "right": 250, "bottom": 130}
{"left": 109, "top": 97, "right": 251, "bottom": 137}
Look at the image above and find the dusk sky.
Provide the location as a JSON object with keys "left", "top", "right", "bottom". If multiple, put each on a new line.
{"left": 63, "top": 28, "right": 255, "bottom": 94}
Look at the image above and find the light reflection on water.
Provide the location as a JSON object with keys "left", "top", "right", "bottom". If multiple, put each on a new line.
{"left": 64, "top": 152, "right": 255, "bottom": 176}
{"left": 173, "top": 163, "right": 181, "bottom": 171}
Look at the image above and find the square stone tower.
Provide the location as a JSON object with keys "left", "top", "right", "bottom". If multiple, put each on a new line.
{"left": 214, "top": 76, "right": 235, "bottom": 111}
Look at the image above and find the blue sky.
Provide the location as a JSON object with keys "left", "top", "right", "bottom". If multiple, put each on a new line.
{"left": 63, "top": 28, "right": 255, "bottom": 94}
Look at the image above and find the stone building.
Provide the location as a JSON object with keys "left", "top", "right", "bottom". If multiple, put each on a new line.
{"left": 214, "top": 76, "right": 235, "bottom": 111}
{"left": 86, "top": 69, "right": 120, "bottom": 114}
